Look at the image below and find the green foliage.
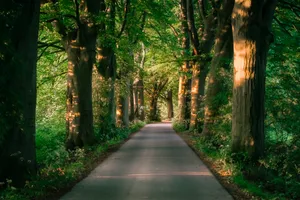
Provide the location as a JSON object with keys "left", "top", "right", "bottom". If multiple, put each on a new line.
{"left": 172, "top": 120, "right": 188, "bottom": 133}
{"left": 0, "top": 121, "right": 145, "bottom": 200}
{"left": 35, "top": 127, "right": 68, "bottom": 167}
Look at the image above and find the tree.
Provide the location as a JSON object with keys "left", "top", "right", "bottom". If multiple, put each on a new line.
{"left": 133, "top": 43, "right": 146, "bottom": 121}
{"left": 202, "top": 0, "right": 234, "bottom": 135}
{"left": 43, "top": 0, "right": 104, "bottom": 149}
{"left": 166, "top": 90, "right": 174, "bottom": 119}
{"left": 187, "top": 0, "right": 217, "bottom": 130}
{"left": 147, "top": 78, "right": 169, "bottom": 121}
{"left": 178, "top": 0, "right": 191, "bottom": 126}
{"left": 0, "top": 0, "right": 40, "bottom": 186}
{"left": 231, "top": 0, "right": 277, "bottom": 159}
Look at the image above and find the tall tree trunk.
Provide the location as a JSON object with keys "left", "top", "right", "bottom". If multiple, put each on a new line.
{"left": 231, "top": 0, "right": 277, "bottom": 159}
{"left": 63, "top": 0, "right": 103, "bottom": 149}
{"left": 122, "top": 91, "right": 129, "bottom": 127}
{"left": 65, "top": 27, "right": 96, "bottom": 149}
{"left": 117, "top": 95, "right": 129, "bottom": 127}
{"left": 167, "top": 90, "right": 174, "bottom": 119}
{"left": 187, "top": 0, "right": 217, "bottom": 130}
{"left": 137, "top": 80, "right": 145, "bottom": 121}
{"left": 149, "top": 96, "right": 159, "bottom": 121}
{"left": 108, "top": 62, "right": 116, "bottom": 126}
{"left": 0, "top": 0, "right": 40, "bottom": 186}
{"left": 178, "top": 0, "right": 191, "bottom": 124}
{"left": 116, "top": 78, "right": 129, "bottom": 127}
{"left": 202, "top": 0, "right": 234, "bottom": 136}
{"left": 96, "top": 0, "right": 117, "bottom": 127}
{"left": 133, "top": 79, "right": 140, "bottom": 118}
{"left": 129, "top": 79, "right": 135, "bottom": 121}
{"left": 137, "top": 43, "right": 146, "bottom": 121}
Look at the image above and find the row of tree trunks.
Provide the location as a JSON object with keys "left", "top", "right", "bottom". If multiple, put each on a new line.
{"left": 148, "top": 79, "right": 168, "bottom": 121}
{"left": 202, "top": 0, "right": 234, "bottom": 136}
{"left": 231, "top": 0, "right": 277, "bottom": 159}
{"left": 187, "top": 0, "right": 217, "bottom": 130}
{"left": 0, "top": 0, "right": 40, "bottom": 186}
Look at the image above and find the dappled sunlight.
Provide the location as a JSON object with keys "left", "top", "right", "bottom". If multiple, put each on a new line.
{"left": 191, "top": 81, "right": 199, "bottom": 93}
{"left": 94, "top": 172, "right": 212, "bottom": 179}
{"left": 233, "top": 40, "right": 256, "bottom": 88}
{"left": 232, "top": 0, "right": 250, "bottom": 20}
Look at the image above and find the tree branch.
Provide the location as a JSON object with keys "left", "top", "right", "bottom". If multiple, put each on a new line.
{"left": 73, "top": 0, "right": 81, "bottom": 25}
{"left": 274, "top": 16, "right": 292, "bottom": 37}
{"left": 37, "top": 71, "right": 67, "bottom": 88}
{"left": 117, "top": 0, "right": 130, "bottom": 38}
{"left": 198, "top": 0, "right": 207, "bottom": 20}
{"left": 38, "top": 41, "right": 65, "bottom": 51}
{"left": 169, "top": 24, "right": 179, "bottom": 37}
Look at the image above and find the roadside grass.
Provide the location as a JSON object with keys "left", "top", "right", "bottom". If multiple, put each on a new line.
{"left": 172, "top": 120, "right": 299, "bottom": 200}
{"left": 0, "top": 121, "right": 145, "bottom": 200}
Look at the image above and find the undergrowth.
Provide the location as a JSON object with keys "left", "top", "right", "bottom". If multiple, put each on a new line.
{"left": 172, "top": 119, "right": 300, "bottom": 200}
{"left": 0, "top": 121, "right": 145, "bottom": 200}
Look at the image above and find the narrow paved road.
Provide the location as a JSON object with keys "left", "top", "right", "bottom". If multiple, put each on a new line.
{"left": 60, "top": 123, "right": 232, "bottom": 200}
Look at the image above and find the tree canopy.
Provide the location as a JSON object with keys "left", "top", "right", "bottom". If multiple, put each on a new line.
{"left": 0, "top": 0, "right": 299, "bottom": 199}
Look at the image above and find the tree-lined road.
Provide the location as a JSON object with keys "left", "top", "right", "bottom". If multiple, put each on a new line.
{"left": 60, "top": 123, "right": 232, "bottom": 200}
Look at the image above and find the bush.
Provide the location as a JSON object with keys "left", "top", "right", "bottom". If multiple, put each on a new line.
{"left": 172, "top": 119, "right": 188, "bottom": 132}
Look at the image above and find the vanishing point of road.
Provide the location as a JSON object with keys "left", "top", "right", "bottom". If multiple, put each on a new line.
{"left": 60, "top": 123, "right": 233, "bottom": 200}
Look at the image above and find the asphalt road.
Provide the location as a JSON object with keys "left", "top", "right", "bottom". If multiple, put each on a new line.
{"left": 60, "top": 123, "right": 233, "bottom": 200}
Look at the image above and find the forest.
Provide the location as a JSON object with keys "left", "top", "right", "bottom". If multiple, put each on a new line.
{"left": 0, "top": 0, "right": 299, "bottom": 199}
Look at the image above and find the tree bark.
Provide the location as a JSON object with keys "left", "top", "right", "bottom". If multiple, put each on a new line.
{"left": 133, "top": 79, "right": 145, "bottom": 121}
{"left": 202, "top": 0, "right": 234, "bottom": 135}
{"left": 65, "top": 27, "right": 96, "bottom": 149}
{"left": 96, "top": 0, "right": 117, "bottom": 127}
{"left": 178, "top": 0, "right": 191, "bottom": 124}
{"left": 137, "top": 80, "right": 145, "bottom": 121}
{"left": 231, "top": 0, "right": 277, "bottom": 159}
{"left": 167, "top": 90, "right": 174, "bottom": 119}
{"left": 148, "top": 79, "right": 168, "bottom": 121}
{"left": 63, "top": 0, "right": 103, "bottom": 149}
{"left": 187, "top": 0, "right": 217, "bottom": 130}
{"left": 117, "top": 95, "right": 129, "bottom": 128}
{"left": 149, "top": 93, "right": 159, "bottom": 121}
{"left": 116, "top": 78, "right": 130, "bottom": 128}
{"left": 0, "top": 0, "right": 40, "bottom": 186}
{"left": 133, "top": 80, "right": 139, "bottom": 118}
{"left": 129, "top": 79, "right": 135, "bottom": 121}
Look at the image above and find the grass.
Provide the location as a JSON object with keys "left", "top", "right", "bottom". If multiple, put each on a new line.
{"left": 0, "top": 121, "right": 145, "bottom": 200}
{"left": 172, "top": 121, "right": 299, "bottom": 200}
